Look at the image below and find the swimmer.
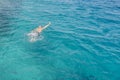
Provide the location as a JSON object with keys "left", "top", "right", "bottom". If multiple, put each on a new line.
{"left": 27, "top": 22, "right": 51, "bottom": 42}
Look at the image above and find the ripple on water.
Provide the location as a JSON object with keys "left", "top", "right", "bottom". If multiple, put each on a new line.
{"left": 0, "top": 0, "right": 120, "bottom": 80}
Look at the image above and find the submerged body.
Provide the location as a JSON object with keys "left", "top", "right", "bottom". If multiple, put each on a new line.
{"left": 27, "top": 22, "right": 51, "bottom": 42}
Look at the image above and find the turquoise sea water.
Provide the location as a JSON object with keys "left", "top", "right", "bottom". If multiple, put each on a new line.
{"left": 0, "top": 0, "right": 120, "bottom": 80}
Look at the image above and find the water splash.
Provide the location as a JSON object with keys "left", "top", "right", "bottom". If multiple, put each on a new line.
{"left": 26, "top": 33, "right": 44, "bottom": 42}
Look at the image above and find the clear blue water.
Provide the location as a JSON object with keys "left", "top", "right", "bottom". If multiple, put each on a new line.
{"left": 0, "top": 0, "right": 120, "bottom": 80}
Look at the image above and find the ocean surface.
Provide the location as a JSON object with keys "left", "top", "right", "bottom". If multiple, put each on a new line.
{"left": 0, "top": 0, "right": 120, "bottom": 80}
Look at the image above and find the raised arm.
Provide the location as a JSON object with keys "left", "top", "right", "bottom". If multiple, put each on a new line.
{"left": 42, "top": 22, "right": 51, "bottom": 30}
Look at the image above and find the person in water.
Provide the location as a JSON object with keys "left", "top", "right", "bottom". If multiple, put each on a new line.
{"left": 27, "top": 22, "right": 51, "bottom": 42}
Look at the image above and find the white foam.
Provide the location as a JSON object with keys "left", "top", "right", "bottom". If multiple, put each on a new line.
{"left": 26, "top": 32, "right": 44, "bottom": 42}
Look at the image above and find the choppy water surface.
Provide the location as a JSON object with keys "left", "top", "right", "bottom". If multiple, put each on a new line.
{"left": 0, "top": 0, "right": 120, "bottom": 80}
